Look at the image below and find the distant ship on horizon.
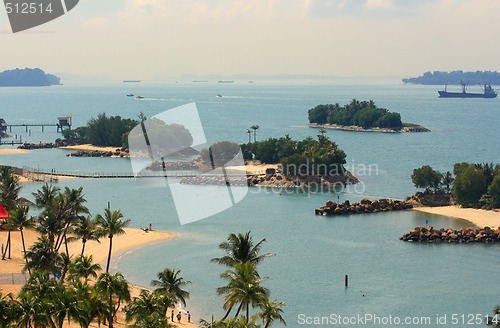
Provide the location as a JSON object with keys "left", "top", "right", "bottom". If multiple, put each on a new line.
{"left": 438, "top": 81, "right": 497, "bottom": 98}
{"left": 217, "top": 80, "right": 234, "bottom": 83}
{"left": 123, "top": 80, "right": 141, "bottom": 83}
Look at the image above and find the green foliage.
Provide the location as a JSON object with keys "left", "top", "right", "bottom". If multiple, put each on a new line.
{"left": 62, "top": 113, "right": 138, "bottom": 147}
{"left": 441, "top": 171, "right": 454, "bottom": 194}
{"left": 60, "top": 126, "right": 90, "bottom": 144}
{"left": 85, "top": 113, "right": 137, "bottom": 147}
{"left": 453, "top": 166, "right": 488, "bottom": 208}
{"left": 242, "top": 134, "right": 346, "bottom": 177}
{"left": 488, "top": 175, "right": 500, "bottom": 208}
{"left": 308, "top": 99, "right": 403, "bottom": 129}
{"left": 201, "top": 141, "right": 241, "bottom": 166}
{"left": 128, "top": 118, "right": 193, "bottom": 155}
{"left": 411, "top": 166, "right": 443, "bottom": 194}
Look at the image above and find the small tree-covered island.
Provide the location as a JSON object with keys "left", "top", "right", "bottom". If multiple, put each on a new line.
{"left": 0, "top": 68, "right": 61, "bottom": 87}
{"left": 308, "top": 99, "right": 429, "bottom": 133}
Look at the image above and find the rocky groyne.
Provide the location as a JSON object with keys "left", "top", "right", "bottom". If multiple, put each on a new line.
{"left": 405, "top": 192, "right": 456, "bottom": 207}
{"left": 400, "top": 226, "right": 500, "bottom": 243}
{"left": 18, "top": 142, "right": 57, "bottom": 150}
{"left": 315, "top": 198, "right": 413, "bottom": 216}
{"left": 67, "top": 148, "right": 129, "bottom": 158}
{"left": 146, "top": 159, "right": 203, "bottom": 171}
{"left": 179, "top": 170, "right": 359, "bottom": 188}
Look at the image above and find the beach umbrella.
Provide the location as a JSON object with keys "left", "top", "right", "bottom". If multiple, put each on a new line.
{"left": 0, "top": 203, "right": 8, "bottom": 219}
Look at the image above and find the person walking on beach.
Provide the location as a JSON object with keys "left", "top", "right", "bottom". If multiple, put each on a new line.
{"left": 171, "top": 309, "right": 174, "bottom": 322}
{"left": 177, "top": 311, "right": 182, "bottom": 323}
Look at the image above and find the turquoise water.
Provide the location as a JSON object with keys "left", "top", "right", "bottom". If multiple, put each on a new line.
{"left": 1, "top": 83, "right": 500, "bottom": 326}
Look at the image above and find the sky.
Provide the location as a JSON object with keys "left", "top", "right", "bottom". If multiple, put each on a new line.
{"left": 1, "top": 0, "right": 500, "bottom": 81}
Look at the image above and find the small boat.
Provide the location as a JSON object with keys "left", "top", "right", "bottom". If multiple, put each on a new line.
{"left": 217, "top": 94, "right": 222, "bottom": 98}
{"left": 438, "top": 81, "right": 497, "bottom": 98}
{"left": 135, "top": 96, "right": 145, "bottom": 100}
{"left": 126, "top": 94, "right": 134, "bottom": 97}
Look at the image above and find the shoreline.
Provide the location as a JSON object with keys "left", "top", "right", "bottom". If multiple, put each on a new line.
{"left": 309, "top": 123, "right": 430, "bottom": 133}
{"left": 0, "top": 148, "right": 29, "bottom": 155}
{"left": 412, "top": 206, "right": 500, "bottom": 229}
{"left": 0, "top": 227, "right": 176, "bottom": 292}
{"left": 59, "top": 144, "right": 122, "bottom": 152}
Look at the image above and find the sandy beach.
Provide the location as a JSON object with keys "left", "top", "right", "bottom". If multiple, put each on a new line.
{"left": 0, "top": 148, "right": 29, "bottom": 155}
{"left": 0, "top": 227, "right": 197, "bottom": 327}
{"left": 226, "top": 163, "right": 279, "bottom": 174}
{"left": 413, "top": 206, "right": 500, "bottom": 229}
{"left": 59, "top": 144, "right": 122, "bottom": 152}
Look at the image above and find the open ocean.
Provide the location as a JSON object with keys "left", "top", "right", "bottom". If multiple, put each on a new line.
{"left": 1, "top": 82, "right": 499, "bottom": 327}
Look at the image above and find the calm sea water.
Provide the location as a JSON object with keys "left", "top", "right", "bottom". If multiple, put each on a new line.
{"left": 1, "top": 82, "right": 499, "bottom": 326}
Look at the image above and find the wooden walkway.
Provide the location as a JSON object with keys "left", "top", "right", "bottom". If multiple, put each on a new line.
{"left": 22, "top": 166, "right": 249, "bottom": 180}
{"left": 8, "top": 123, "right": 60, "bottom": 132}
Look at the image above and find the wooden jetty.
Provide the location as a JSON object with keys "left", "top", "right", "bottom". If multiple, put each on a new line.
{"left": 1, "top": 115, "right": 72, "bottom": 132}
{"left": 21, "top": 166, "right": 225, "bottom": 179}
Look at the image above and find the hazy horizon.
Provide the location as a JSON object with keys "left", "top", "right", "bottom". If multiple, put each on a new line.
{"left": 1, "top": 0, "right": 500, "bottom": 81}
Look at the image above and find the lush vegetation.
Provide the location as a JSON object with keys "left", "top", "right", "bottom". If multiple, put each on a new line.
{"left": 62, "top": 114, "right": 194, "bottom": 151}
{"left": 62, "top": 113, "right": 138, "bottom": 148}
{"left": 403, "top": 70, "right": 500, "bottom": 85}
{"left": 0, "top": 166, "right": 286, "bottom": 327}
{"left": 308, "top": 100, "right": 403, "bottom": 129}
{"left": 241, "top": 132, "right": 347, "bottom": 176}
{"left": 0, "top": 68, "right": 60, "bottom": 87}
{"left": 411, "top": 163, "right": 500, "bottom": 209}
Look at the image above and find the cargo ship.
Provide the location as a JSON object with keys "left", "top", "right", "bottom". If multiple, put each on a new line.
{"left": 438, "top": 81, "right": 497, "bottom": 98}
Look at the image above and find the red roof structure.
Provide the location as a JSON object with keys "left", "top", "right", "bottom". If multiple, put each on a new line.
{"left": 0, "top": 203, "right": 8, "bottom": 219}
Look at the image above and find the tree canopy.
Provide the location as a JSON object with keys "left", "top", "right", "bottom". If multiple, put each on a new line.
{"left": 242, "top": 133, "right": 347, "bottom": 177}
{"left": 308, "top": 99, "right": 403, "bottom": 129}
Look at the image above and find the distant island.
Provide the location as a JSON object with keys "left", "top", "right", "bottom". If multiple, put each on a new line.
{"left": 0, "top": 68, "right": 61, "bottom": 87}
{"left": 308, "top": 100, "right": 429, "bottom": 133}
{"left": 403, "top": 70, "right": 500, "bottom": 85}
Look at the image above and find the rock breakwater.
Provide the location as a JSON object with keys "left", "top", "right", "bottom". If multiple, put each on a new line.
{"left": 400, "top": 226, "right": 500, "bottom": 243}
{"left": 315, "top": 198, "right": 413, "bottom": 216}
{"left": 67, "top": 148, "right": 129, "bottom": 158}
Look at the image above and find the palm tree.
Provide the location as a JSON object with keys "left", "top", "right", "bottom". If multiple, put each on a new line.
{"left": 73, "top": 216, "right": 102, "bottom": 256}
{"left": 24, "top": 235, "right": 59, "bottom": 275}
{"left": 217, "top": 262, "right": 269, "bottom": 322}
{"left": 18, "top": 272, "right": 59, "bottom": 328}
{"left": 0, "top": 291, "right": 19, "bottom": 328}
{"left": 7, "top": 206, "right": 34, "bottom": 275}
{"left": 211, "top": 231, "right": 274, "bottom": 268}
{"left": 250, "top": 125, "right": 260, "bottom": 143}
{"left": 151, "top": 268, "right": 191, "bottom": 307}
{"left": 253, "top": 299, "right": 286, "bottom": 328}
{"left": 0, "top": 166, "right": 21, "bottom": 260}
{"left": 52, "top": 284, "right": 81, "bottom": 328}
{"left": 126, "top": 290, "right": 173, "bottom": 328}
{"left": 31, "top": 183, "right": 60, "bottom": 208}
{"left": 95, "top": 208, "right": 130, "bottom": 273}
{"left": 15, "top": 291, "right": 55, "bottom": 328}
{"left": 95, "top": 272, "right": 131, "bottom": 328}
{"left": 69, "top": 254, "right": 102, "bottom": 283}
{"left": 60, "top": 187, "right": 89, "bottom": 255}
{"left": 36, "top": 201, "right": 67, "bottom": 253}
